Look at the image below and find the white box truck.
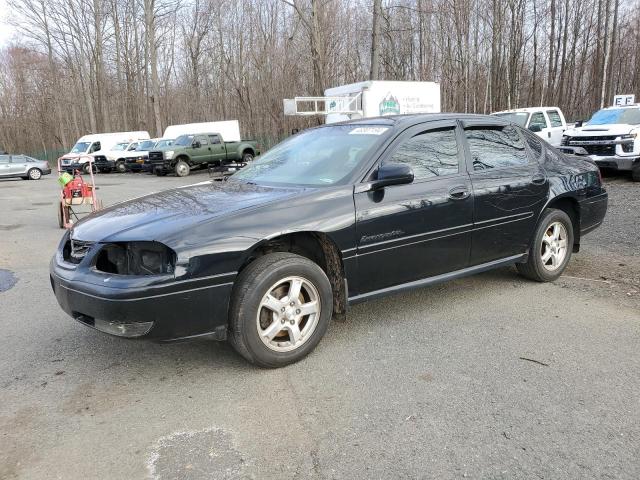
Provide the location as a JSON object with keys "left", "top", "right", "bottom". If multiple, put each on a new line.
{"left": 284, "top": 80, "right": 441, "bottom": 124}
{"left": 162, "top": 121, "right": 241, "bottom": 143}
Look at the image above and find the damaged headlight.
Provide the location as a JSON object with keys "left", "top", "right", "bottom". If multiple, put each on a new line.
{"left": 95, "top": 241, "right": 176, "bottom": 275}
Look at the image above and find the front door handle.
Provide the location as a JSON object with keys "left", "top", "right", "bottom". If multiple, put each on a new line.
{"left": 448, "top": 186, "right": 470, "bottom": 200}
{"left": 532, "top": 174, "right": 547, "bottom": 185}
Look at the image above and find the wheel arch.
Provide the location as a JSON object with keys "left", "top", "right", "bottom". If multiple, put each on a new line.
{"left": 543, "top": 195, "right": 581, "bottom": 252}
{"left": 238, "top": 231, "right": 347, "bottom": 317}
{"left": 241, "top": 147, "right": 255, "bottom": 158}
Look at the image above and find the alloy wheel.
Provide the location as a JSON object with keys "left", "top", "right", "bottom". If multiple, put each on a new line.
{"left": 256, "top": 276, "right": 321, "bottom": 353}
{"left": 540, "top": 221, "right": 568, "bottom": 271}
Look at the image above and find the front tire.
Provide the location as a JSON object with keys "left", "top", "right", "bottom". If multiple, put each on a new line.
{"left": 175, "top": 159, "right": 190, "bottom": 177}
{"left": 517, "top": 208, "right": 574, "bottom": 282}
{"left": 229, "top": 253, "right": 333, "bottom": 368}
{"left": 632, "top": 163, "right": 640, "bottom": 182}
{"left": 115, "top": 161, "right": 126, "bottom": 173}
{"left": 27, "top": 168, "right": 42, "bottom": 180}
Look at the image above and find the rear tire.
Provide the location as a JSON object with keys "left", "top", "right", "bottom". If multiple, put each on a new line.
{"left": 175, "top": 160, "right": 190, "bottom": 177}
{"left": 27, "top": 168, "right": 42, "bottom": 180}
{"left": 242, "top": 151, "right": 254, "bottom": 163}
{"left": 228, "top": 253, "right": 333, "bottom": 368}
{"left": 516, "top": 208, "right": 574, "bottom": 282}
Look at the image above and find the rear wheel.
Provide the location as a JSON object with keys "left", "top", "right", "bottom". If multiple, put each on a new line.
{"left": 27, "top": 168, "right": 42, "bottom": 180}
{"left": 175, "top": 159, "right": 190, "bottom": 177}
{"left": 242, "top": 151, "right": 254, "bottom": 163}
{"left": 229, "top": 253, "right": 333, "bottom": 368}
{"left": 516, "top": 208, "right": 573, "bottom": 282}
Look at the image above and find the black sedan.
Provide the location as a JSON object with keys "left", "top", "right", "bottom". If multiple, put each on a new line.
{"left": 50, "top": 114, "right": 608, "bottom": 367}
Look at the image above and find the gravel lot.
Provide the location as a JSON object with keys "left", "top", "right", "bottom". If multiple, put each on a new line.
{"left": 0, "top": 170, "right": 639, "bottom": 479}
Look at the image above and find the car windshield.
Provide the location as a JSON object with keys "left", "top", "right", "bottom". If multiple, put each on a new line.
{"left": 493, "top": 112, "right": 529, "bottom": 126}
{"left": 587, "top": 108, "right": 640, "bottom": 125}
{"left": 174, "top": 135, "right": 194, "bottom": 146}
{"left": 156, "top": 139, "right": 173, "bottom": 148}
{"left": 70, "top": 142, "right": 91, "bottom": 154}
{"left": 137, "top": 140, "right": 155, "bottom": 150}
{"left": 112, "top": 143, "right": 129, "bottom": 151}
{"left": 231, "top": 125, "right": 388, "bottom": 187}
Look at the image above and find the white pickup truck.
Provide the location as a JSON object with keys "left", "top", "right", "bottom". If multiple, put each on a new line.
{"left": 492, "top": 107, "right": 568, "bottom": 146}
{"left": 561, "top": 104, "right": 640, "bottom": 181}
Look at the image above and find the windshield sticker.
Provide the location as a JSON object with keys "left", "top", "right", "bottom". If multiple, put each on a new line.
{"left": 349, "top": 127, "right": 389, "bottom": 135}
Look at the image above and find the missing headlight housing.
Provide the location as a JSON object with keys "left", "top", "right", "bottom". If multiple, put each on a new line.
{"left": 95, "top": 241, "right": 176, "bottom": 275}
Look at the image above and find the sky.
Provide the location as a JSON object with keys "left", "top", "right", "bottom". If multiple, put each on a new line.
{"left": 0, "top": 0, "right": 17, "bottom": 48}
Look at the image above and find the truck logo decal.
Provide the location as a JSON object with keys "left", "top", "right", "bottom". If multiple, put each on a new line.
{"left": 379, "top": 93, "right": 401, "bottom": 116}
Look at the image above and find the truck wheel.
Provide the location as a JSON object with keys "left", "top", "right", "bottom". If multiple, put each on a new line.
{"left": 516, "top": 208, "right": 573, "bottom": 282}
{"left": 115, "top": 161, "right": 126, "bottom": 173}
{"left": 228, "top": 252, "right": 333, "bottom": 368}
{"left": 632, "top": 163, "right": 640, "bottom": 182}
{"left": 82, "top": 163, "right": 97, "bottom": 174}
{"left": 175, "top": 160, "right": 190, "bottom": 177}
{"left": 242, "top": 152, "right": 254, "bottom": 163}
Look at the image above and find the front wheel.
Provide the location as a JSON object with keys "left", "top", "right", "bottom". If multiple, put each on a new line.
{"left": 115, "top": 161, "right": 126, "bottom": 173}
{"left": 175, "top": 160, "right": 190, "bottom": 177}
{"left": 516, "top": 208, "right": 573, "bottom": 282}
{"left": 632, "top": 163, "right": 640, "bottom": 182}
{"left": 229, "top": 253, "right": 333, "bottom": 368}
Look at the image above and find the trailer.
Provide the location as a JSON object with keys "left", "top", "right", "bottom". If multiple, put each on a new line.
{"left": 284, "top": 80, "right": 441, "bottom": 123}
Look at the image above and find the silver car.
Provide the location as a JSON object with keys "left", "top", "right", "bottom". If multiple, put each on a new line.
{"left": 0, "top": 154, "right": 52, "bottom": 180}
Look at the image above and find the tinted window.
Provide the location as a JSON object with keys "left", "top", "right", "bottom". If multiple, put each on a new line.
{"left": 0, "top": 155, "right": 9, "bottom": 164}
{"left": 199, "top": 136, "right": 209, "bottom": 145}
{"left": 529, "top": 112, "right": 548, "bottom": 129}
{"left": 90, "top": 142, "right": 101, "bottom": 153}
{"left": 128, "top": 143, "right": 138, "bottom": 151}
{"left": 387, "top": 127, "right": 459, "bottom": 180}
{"left": 465, "top": 126, "right": 529, "bottom": 171}
{"left": 493, "top": 112, "right": 529, "bottom": 127}
{"left": 209, "top": 135, "right": 221, "bottom": 144}
{"left": 546, "top": 110, "right": 563, "bottom": 127}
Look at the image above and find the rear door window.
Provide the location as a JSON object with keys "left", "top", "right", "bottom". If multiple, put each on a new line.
{"left": 0, "top": 155, "right": 10, "bottom": 164}
{"left": 465, "top": 125, "right": 529, "bottom": 170}
{"left": 546, "top": 110, "right": 563, "bottom": 127}
{"left": 209, "top": 134, "right": 221, "bottom": 144}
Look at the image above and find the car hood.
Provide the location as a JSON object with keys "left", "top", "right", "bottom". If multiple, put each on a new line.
{"left": 71, "top": 180, "right": 302, "bottom": 245}
{"left": 565, "top": 124, "right": 637, "bottom": 137}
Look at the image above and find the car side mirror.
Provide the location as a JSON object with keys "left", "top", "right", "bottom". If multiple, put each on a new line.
{"left": 529, "top": 124, "right": 543, "bottom": 133}
{"left": 372, "top": 163, "right": 414, "bottom": 189}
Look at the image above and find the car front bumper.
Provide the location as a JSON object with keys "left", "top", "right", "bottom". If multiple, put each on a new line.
{"left": 590, "top": 155, "right": 639, "bottom": 171}
{"left": 49, "top": 255, "right": 233, "bottom": 341}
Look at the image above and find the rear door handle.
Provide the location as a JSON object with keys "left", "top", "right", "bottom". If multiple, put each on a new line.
{"left": 448, "top": 186, "right": 470, "bottom": 200}
{"left": 532, "top": 174, "right": 547, "bottom": 185}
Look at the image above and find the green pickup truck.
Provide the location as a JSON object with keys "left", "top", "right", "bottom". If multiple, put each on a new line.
{"left": 149, "top": 133, "right": 260, "bottom": 177}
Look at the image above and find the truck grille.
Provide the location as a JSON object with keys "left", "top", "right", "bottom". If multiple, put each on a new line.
{"left": 149, "top": 151, "right": 164, "bottom": 164}
{"left": 567, "top": 136, "right": 617, "bottom": 156}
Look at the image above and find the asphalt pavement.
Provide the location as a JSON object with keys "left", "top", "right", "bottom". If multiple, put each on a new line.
{"left": 1, "top": 170, "right": 638, "bottom": 479}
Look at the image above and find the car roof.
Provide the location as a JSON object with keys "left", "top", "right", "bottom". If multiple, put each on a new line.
{"left": 601, "top": 104, "right": 640, "bottom": 110}
{"left": 327, "top": 113, "right": 504, "bottom": 128}
{"left": 492, "top": 107, "right": 560, "bottom": 114}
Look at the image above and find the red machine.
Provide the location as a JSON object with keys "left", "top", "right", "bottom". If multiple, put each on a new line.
{"left": 57, "top": 155, "right": 103, "bottom": 229}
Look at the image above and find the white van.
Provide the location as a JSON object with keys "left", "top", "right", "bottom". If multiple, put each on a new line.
{"left": 61, "top": 131, "right": 150, "bottom": 173}
{"left": 491, "top": 107, "right": 567, "bottom": 146}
